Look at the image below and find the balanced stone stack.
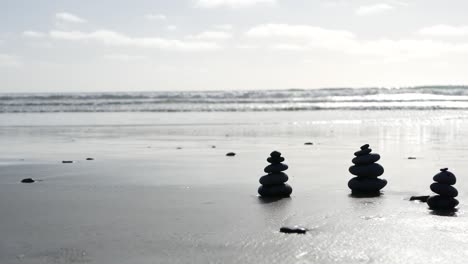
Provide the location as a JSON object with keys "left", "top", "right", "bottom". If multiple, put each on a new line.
{"left": 258, "top": 151, "right": 292, "bottom": 197}
{"left": 348, "top": 144, "right": 387, "bottom": 194}
{"left": 427, "top": 168, "right": 459, "bottom": 210}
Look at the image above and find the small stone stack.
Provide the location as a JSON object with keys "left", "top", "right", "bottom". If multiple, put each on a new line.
{"left": 348, "top": 144, "right": 387, "bottom": 194}
{"left": 258, "top": 151, "right": 292, "bottom": 197}
{"left": 427, "top": 168, "right": 459, "bottom": 211}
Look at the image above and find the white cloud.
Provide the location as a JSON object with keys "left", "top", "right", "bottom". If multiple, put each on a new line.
{"left": 195, "top": 0, "right": 276, "bottom": 8}
{"left": 355, "top": 3, "right": 393, "bottom": 16}
{"left": 419, "top": 24, "right": 468, "bottom": 37}
{"left": 144, "top": 14, "right": 167, "bottom": 21}
{"left": 246, "top": 23, "right": 355, "bottom": 42}
{"left": 49, "top": 30, "right": 221, "bottom": 51}
{"left": 104, "top": 54, "right": 147, "bottom": 61}
{"left": 236, "top": 44, "right": 258, "bottom": 49}
{"left": 244, "top": 23, "right": 468, "bottom": 60}
{"left": 55, "top": 12, "right": 87, "bottom": 23}
{"left": 0, "top": 54, "right": 21, "bottom": 67}
{"left": 22, "top": 31, "right": 46, "bottom": 38}
{"left": 270, "top": 43, "right": 305, "bottom": 51}
{"left": 166, "top": 25, "right": 177, "bottom": 31}
{"left": 214, "top": 24, "right": 233, "bottom": 30}
{"left": 188, "top": 31, "right": 233, "bottom": 40}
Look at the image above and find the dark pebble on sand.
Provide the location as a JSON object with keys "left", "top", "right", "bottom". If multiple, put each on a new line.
{"left": 270, "top": 151, "right": 281, "bottom": 157}
{"left": 264, "top": 163, "right": 288, "bottom": 173}
{"left": 280, "top": 226, "right": 308, "bottom": 234}
{"left": 354, "top": 148, "right": 372, "bottom": 156}
{"left": 21, "top": 178, "right": 35, "bottom": 183}
{"left": 430, "top": 183, "right": 458, "bottom": 197}
{"left": 433, "top": 169, "right": 456, "bottom": 185}
{"left": 176, "top": 147, "right": 182, "bottom": 150}
{"left": 304, "top": 142, "right": 313, "bottom": 145}
{"left": 226, "top": 152, "right": 236, "bottom": 156}
{"left": 352, "top": 153, "right": 380, "bottom": 165}
{"left": 62, "top": 160, "right": 74, "bottom": 164}
{"left": 427, "top": 195, "right": 459, "bottom": 210}
{"left": 258, "top": 184, "right": 292, "bottom": 197}
{"left": 211, "top": 145, "right": 216, "bottom": 148}
{"left": 348, "top": 177, "right": 387, "bottom": 192}
{"left": 410, "top": 195, "right": 430, "bottom": 202}
{"left": 349, "top": 163, "right": 384, "bottom": 177}
{"left": 408, "top": 157, "right": 416, "bottom": 159}
{"left": 86, "top": 158, "right": 94, "bottom": 161}
{"left": 259, "top": 172, "right": 288, "bottom": 185}
{"left": 267, "top": 156, "right": 285, "bottom": 164}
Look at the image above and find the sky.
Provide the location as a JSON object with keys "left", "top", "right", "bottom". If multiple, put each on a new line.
{"left": 1, "top": 0, "right": 468, "bottom": 93}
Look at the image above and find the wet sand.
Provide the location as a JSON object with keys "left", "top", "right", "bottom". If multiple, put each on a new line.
{"left": 1, "top": 110, "right": 468, "bottom": 263}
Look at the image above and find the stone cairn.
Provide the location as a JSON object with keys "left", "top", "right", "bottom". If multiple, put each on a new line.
{"left": 258, "top": 151, "right": 292, "bottom": 197}
{"left": 348, "top": 144, "right": 387, "bottom": 194}
{"left": 427, "top": 168, "right": 459, "bottom": 211}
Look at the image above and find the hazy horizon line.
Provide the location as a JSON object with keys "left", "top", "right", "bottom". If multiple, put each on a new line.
{"left": 1, "top": 84, "right": 468, "bottom": 95}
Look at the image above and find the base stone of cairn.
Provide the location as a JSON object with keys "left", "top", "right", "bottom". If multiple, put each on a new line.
{"left": 427, "top": 168, "right": 459, "bottom": 211}
{"left": 258, "top": 151, "right": 292, "bottom": 197}
{"left": 348, "top": 144, "right": 387, "bottom": 194}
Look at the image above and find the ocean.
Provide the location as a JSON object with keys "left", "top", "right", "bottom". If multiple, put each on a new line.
{"left": 2, "top": 86, "right": 468, "bottom": 113}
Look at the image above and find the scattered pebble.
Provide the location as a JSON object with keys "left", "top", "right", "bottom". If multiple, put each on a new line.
{"left": 226, "top": 152, "right": 236, "bottom": 156}
{"left": 280, "top": 226, "right": 308, "bottom": 234}
{"left": 304, "top": 142, "right": 313, "bottom": 145}
{"left": 211, "top": 145, "right": 216, "bottom": 148}
{"left": 410, "top": 195, "right": 429, "bottom": 202}
{"left": 176, "top": 147, "right": 182, "bottom": 150}
{"left": 86, "top": 158, "right": 94, "bottom": 161}
{"left": 62, "top": 161, "right": 74, "bottom": 164}
{"left": 408, "top": 157, "right": 417, "bottom": 160}
{"left": 21, "top": 178, "right": 35, "bottom": 183}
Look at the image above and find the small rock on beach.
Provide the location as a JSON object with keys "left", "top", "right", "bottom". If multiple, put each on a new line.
{"left": 21, "top": 178, "right": 35, "bottom": 183}
{"left": 280, "top": 226, "right": 308, "bottom": 234}
{"left": 62, "top": 160, "right": 74, "bottom": 164}
{"left": 226, "top": 152, "right": 236, "bottom": 156}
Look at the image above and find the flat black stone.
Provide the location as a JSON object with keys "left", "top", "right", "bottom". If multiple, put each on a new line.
{"left": 408, "top": 157, "right": 416, "bottom": 160}
{"left": 304, "top": 142, "right": 313, "bottom": 145}
{"left": 354, "top": 148, "right": 372, "bottom": 156}
{"left": 226, "top": 152, "right": 236, "bottom": 156}
{"left": 430, "top": 183, "right": 458, "bottom": 197}
{"left": 21, "top": 178, "right": 35, "bottom": 183}
{"left": 360, "top": 144, "right": 370, "bottom": 150}
{"left": 349, "top": 163, "right": 384, "bottom": 177}
{"left": 62, "top": 160, "right": 73, "bottom": 164}
{"left": 264, "top": 163, "right": 288, "bottom": 173}
{"left": 258, "top": 184, "right": 292, "bottom": 197}
{"left": 267, "top": 156, "right": 285, "bottom": 164}
{"left": 410, "top": 195, "right": 430, "bottom": 202}
{"left": 427, "top": 195, "right": 459, "bottom": 210}
{"left": 280, "top": 226, "right": 307, "bottom": 234}
{"left": 348, "top": 177, "right": 387, "bottom": 193}
{"left": 352, "top": 154, "right": 380, "bottom": 165}
{"left": 270, "top": 151, "right": 281, "bottom": 158}
{"left": 433, "top": 170, "right": 456, "bottom": 185}
{"left": 86, "top": 158, "right": 94, "bottom": 161}
{"left": 259, "top": 172, "right": 288, "bottom": 185}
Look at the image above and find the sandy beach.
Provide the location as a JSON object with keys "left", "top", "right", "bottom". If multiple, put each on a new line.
{"left": 1, "top": 110, "right": 468, "bottom": 263}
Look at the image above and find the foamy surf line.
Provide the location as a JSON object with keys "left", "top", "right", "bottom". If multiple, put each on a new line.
{"left": 1, "top": 86, "right": 468, "bottom": 113}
